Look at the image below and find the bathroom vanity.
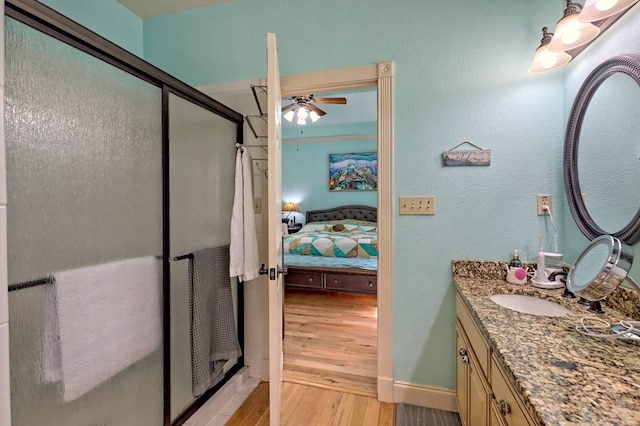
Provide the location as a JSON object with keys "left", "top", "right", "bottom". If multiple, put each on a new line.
{"left": 453, "top": 260, "right": 640, "bottom": 426}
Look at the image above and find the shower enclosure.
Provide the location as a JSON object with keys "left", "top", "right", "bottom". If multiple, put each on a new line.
{"left": 4, "top": 1, "right": 244, "bottom": 425}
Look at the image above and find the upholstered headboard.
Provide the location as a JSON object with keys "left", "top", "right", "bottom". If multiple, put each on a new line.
{"left": 305, "top": 205, "right": 377, "bottom": 223}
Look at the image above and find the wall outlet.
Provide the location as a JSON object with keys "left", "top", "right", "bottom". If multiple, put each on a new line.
{"left": 399, "top": 196, "right": 435, "bottom": 215}
{"left": 537, "top": 194, "right": 552, "bottom": 215}
{"left": 253, "top": 198, "right": 262, "bottom": 214}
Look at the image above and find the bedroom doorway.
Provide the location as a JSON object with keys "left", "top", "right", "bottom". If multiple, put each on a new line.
{"left": 279, "top": 62, "right": 394, "bottom": 402}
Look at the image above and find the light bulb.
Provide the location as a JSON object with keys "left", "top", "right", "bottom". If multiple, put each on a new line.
{"left": 595, "top": 0, "right": 619, "bottom": 10}
{"left": 296, "top": 116, "right": 306, "bottom": 125}
{"left": 310, "top": 111, "right": 320, "bottom": 123}
{"left": 283, "top": 110, "right": 295, "bottom": 122}
{"left": 580, "top": 0, "right": 638, "bottom": 21}
{"left": 297, "top": 107, "right": 308, "bottom": 119}
{"left": 548, "top": 14, "right": 600, "bottom": 51}
{"left": 529, "top": 44, "right": 572, "bottom": 74}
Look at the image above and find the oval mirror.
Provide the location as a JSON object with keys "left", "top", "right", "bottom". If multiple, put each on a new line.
{"left": 564, "top": 54, "right": 640, "bottom": 243}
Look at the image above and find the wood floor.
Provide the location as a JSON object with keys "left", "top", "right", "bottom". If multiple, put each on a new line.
{"left": 226, "top": 289, "right": 390, "bottom": 425}
{"left": 225, "top": 381, "right": 396, "bottom": 426}
{"left": 283, "top": 289, "right": 378, "bottom": 397}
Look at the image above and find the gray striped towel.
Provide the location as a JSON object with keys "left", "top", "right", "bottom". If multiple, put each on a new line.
{"left": 189, "top": 245, "right": 242, "bottom": 397}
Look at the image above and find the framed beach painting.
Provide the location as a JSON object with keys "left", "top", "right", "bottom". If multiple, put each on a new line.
{"left": 329, "top": 152, "right": 378, "bottom": 191}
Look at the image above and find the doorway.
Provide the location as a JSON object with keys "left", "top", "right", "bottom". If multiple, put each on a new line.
{"left": 281, "top": 88, "right": 379, "bottom": 396}
{"left": 280, "top": 62, "right": 394, "bottom": 402}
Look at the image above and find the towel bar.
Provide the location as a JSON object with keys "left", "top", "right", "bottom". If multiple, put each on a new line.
{"left": 8, "top": 276, "right": 53, "bottom": 292}
{"left": 8, "top": 256, "right": 166, "bottom": 291}
{"left": 170, "top": 253, "right": 194, "bottom": 262}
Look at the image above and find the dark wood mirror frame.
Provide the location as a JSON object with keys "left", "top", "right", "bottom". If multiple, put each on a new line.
{"left": 564, "top": 54, "right": 640, "bottom": 244}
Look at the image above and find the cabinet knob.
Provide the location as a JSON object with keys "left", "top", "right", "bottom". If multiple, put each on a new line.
{"left": 308, "top": 277, "right": 314, "bottom": 282}
{"left": 498, "top": 399, "right": 511, "bottom": 416}
{"left": 368, "top": 281, "right": 373, "bottom": 287}
{"left": 458, "top": 348, "right": 469, "bottom": 364}
{"left": 334, "top": 279, "right": 339, "bottom": 284}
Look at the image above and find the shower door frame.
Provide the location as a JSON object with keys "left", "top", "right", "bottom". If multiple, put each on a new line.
{"left": 4, "top": 1, "right": 245, "bottom": 425}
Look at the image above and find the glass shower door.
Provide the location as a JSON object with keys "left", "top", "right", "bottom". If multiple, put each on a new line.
{"left": 168, "top": 93, "right": 240, "bottom": 421}
{"left": 5, "top": 17, "right": 163, "bottom": 425}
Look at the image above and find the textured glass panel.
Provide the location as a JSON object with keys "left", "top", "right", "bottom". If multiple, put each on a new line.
{"left": 168, "top": 93, "right": 238, "bottom": 419}
{"left": 5, "top": 17, "right": 163, "bottom": 426}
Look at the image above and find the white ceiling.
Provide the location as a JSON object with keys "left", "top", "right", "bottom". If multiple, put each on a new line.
{"left": 117, "top": 0, "right": 233, "bottom": 18}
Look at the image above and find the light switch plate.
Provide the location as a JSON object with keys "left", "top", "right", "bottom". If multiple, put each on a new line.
{"left": 253, "top": 198, "right": 262, "bottom": 214}
{"left": 399, "top": 196, "right": 435, "bottom": 215}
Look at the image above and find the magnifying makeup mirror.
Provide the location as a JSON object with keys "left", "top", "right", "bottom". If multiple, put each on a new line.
{"left": 566, "top": 235, "right": 639, "bottom": 301}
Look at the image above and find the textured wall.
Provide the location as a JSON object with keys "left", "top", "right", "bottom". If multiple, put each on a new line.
{"left": 39, "top": 0, "right": 144, "bottom": 56}
{"left": 118, "top": 0, "right": 565, "bottom": 389}
{"left": 28, "top": 0, "right": 640, "bottom": 392}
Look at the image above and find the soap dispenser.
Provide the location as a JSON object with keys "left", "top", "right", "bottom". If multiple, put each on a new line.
{"left": 506, "top": 249, "right": 527, "bottom": 284}
{"left": 509, "top": 249, "right": 522, "bottom": 267}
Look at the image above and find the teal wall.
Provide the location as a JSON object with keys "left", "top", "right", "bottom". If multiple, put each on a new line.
{"left": 30, "top": 0, "right": 640, "bottom": 392}
{"left": 282, "top": 120, "right": 377, "bottom": 224}
{"left": 146, "top": 0, "right": 565, "bottom": 389}
{"left": 38, "top": 0, "right": 144, "bottom": 56}
{"left": 281, "top": 137, "right": 377, "bottom": 225}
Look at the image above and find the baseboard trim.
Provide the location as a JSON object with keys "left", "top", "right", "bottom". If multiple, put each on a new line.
{"left": 393, "top": 381, "right": 458, "bottom": 413}
{"left": 185, "top": 367, "right": 251, "bottom": 425}
{"left": 377, "top": 375, "right": 394, "bottom": 403}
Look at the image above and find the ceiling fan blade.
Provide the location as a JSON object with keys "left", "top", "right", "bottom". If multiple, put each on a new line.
{"left": 312, "top": 97, "right": 347, "bottom": 105}
{"left": 281, "top": 103, "right": 296, "bottom": 112}
{"left": 307, "top": 103, "right": 327, "bottom": 116}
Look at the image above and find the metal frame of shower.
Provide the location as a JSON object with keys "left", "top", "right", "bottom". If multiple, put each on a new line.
{"left": 4, "top": 1, "right": 246, "bottom": 425}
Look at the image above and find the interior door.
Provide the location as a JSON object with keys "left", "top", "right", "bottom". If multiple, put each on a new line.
{"left": 266, "top": 32, "right": 284, "bottom": 426}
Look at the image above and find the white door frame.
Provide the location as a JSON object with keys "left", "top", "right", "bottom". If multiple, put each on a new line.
{"left": 281, "top": 62, "right": 394, "bottom": 402}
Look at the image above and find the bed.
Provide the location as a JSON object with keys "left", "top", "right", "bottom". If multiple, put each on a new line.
{"left": 284, "top": 205, "right": 377, "bottom": 294}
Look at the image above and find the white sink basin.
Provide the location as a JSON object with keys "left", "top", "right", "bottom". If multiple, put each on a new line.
{"left": 489, "top": 294, "right": 571, "bottom": 317}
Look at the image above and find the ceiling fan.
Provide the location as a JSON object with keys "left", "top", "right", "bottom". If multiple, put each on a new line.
{"left": 282, "top": 94, "right": 347, "bottom": 124}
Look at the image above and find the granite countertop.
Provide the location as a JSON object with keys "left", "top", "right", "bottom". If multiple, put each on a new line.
{"left": 452, "top": 260, "right": 640, "bottom": 426}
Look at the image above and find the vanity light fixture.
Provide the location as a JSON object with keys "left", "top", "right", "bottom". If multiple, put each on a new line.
{"left": 548, "top": 0, "right": 600, "bottom": 52}
{"left": 529, "top": 0, "right": 637, "bottom": 73}
{"left": 579, "top": 0, "right": 640, "bottom": 22}
{"left": 529, "top": 27, "right": 573, "bottom": 74}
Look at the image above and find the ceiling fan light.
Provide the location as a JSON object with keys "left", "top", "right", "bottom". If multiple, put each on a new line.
{"left": 297, "top": 107, "right": 308, "bottom": 120}
{"left": 548, "top": 11, "right": 600, "bottom": 51}
{"left": 296, "top": 116, "right": 306, "bottom": 125}
{"left": 309, "top": 111, "right": 321, "bottom": 122}
{"left": 283, "top": 110, "right": 295, "bottom": 122}
{"left": 579, "top": 0, "right": 639, "bottom": 22}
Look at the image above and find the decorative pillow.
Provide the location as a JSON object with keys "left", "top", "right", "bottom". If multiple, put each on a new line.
{"left": 325, "top": 223, "right": 346, "bottom": 232}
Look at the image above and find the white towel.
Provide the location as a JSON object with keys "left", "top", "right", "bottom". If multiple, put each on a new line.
{"left": 229, "top": 147, "right": 260, "bottom": 281}
{"left": 43, "top": 256, "right": 162, "bottom": 402}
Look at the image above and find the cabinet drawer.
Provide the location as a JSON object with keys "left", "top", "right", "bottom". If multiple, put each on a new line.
{"left": 286, "top": 270, "right": 323, "bottom": 288}
{"left": 325, "top": 273, "right": 377, "bottom": 293}
{"left": 456, "top": 294, "right": 490, "bottom": 376}
{"left": 490, "top": 355, "right": 534, "bottom": 426}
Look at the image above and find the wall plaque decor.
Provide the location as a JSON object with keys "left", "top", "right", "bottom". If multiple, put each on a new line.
{"left": 442, "top": 141, "right": 491, "bottom": 166}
